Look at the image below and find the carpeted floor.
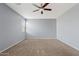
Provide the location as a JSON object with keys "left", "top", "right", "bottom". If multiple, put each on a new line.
{"left": 0, "top": 39, "right": 79, "bottom": 56}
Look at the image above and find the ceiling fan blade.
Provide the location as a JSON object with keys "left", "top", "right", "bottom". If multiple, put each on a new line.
{"left": 41, "top": 3, "right": 43, "bottom": 7}
{"left": 41, "top": 11, "right": 43, "bottom": 14}
{"left": 42, "top": 3, "right": 49, "bottom": 8}
{"left": 44, "top": 8, "right": 52, "bottom": 11}
{"left": 32, "top": 4, "right": 40, "bottom": 8}
{"left": 16, "top": 3, "right": 21, "bottom": 5}
{"left": 33, "top": 9, "right": 40, "bottom": 12}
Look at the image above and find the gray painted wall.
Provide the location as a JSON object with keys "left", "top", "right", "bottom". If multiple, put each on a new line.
{"left": 57, "top": 4, "right": 79, "bottom": 50}
{"left": 0, "top": 4, "right": 25, "bottom": 51}
{"left": 26, "top": 19, "right": 56, "bottom": 39}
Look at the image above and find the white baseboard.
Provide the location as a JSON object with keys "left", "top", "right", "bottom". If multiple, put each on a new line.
{"left": 0, "top": 39, "right": 25, "bottom": 53}
{"left": 26, "top": 37, "right": 56, "bottom": 39}
{"left": 57, "top": 39, "right": 79, "bottom": 51}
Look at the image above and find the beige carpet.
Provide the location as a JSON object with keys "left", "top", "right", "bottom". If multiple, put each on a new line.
{"left": 0, "top": 39, "right": 79, "bottom": 56}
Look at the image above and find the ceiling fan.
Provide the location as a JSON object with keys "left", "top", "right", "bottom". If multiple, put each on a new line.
{"left": 32, "top": 3, "right": 52, "bottom": 14}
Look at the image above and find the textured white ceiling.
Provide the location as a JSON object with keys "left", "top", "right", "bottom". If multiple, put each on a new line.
{"left": 6, "top": 3, "right": 76, "bottom": 19}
